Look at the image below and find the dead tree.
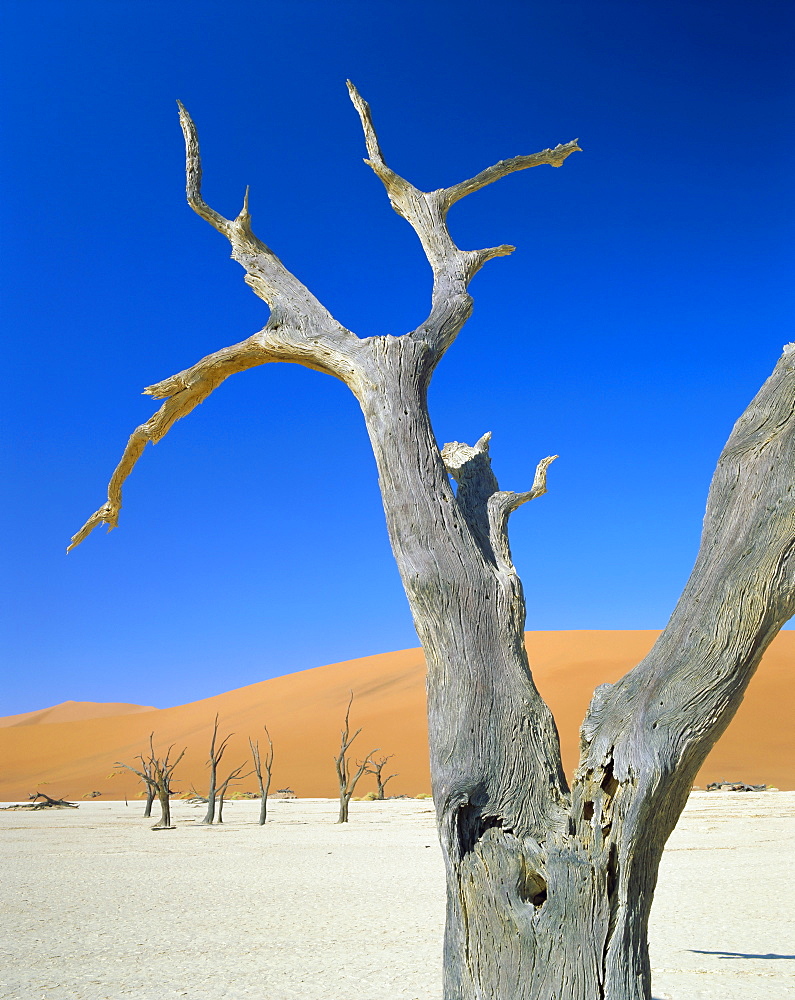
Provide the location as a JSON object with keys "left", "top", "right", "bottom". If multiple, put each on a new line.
{"left": 202, "top": 714, "right": 232, "bottom": 825}
{"left": 116, "top": 734, "right": 185, "bottom": 829}
{"left": 249, "top": 727, "right": 274, "bottom": 825}
{"left": 364, "top": 754, "right": 398, "bottom": 800}
{"left": 334, "top": 691, "right": 378, "bottom": 823}
{"left": 215, "top": 761, "right": 251, "bottom": 824}
{"left": 68, "top": 84, "right": 795, "bottom": 1000}
{"left": 27, "top": 792, "right": 78, "bottom": 809}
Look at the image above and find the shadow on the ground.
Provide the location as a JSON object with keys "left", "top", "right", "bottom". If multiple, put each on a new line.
{"left": 690, "top": 950, "right": 795, "bottom": 960}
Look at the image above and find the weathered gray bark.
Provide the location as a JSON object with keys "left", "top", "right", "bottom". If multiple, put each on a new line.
{"left": 334, "top": 692, "right": 377, "bottom": 823}
{"left": 69, "top": 84, "right": 795, "bottom": 999}
{"left": 249, "top": 728, "right": 273, "bottom": 825}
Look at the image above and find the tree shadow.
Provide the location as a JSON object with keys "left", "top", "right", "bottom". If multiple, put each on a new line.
{"left": 690, "top": 950, "right": 795, "bottom": 960}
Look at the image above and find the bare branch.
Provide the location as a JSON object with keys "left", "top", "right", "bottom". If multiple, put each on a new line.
{"left": 347, "top": 81, "right": 579, "bottom": 358}
{"left": 442, "top": 433, "right": 556, "bottom": 573}
{"left": 67, "top": 335, "right": 273, "bottom": 552}
{"left": 249, "top": 738, "right": 261, "bottom": 776}
{"left": 177, "top": 100, "right": 232, "bottom": 237}
{"left": 443, "top": 141, "right": 582, "bottom": 209}
{"left": 345, "top": 81, "right": 387, "bottom": 170}
{"left": 177, "top": 102, "right": 362, "bottom": 370}
{"left": 261, "top": 724, "right": 274, "bottom": 772}
{"left": 348, "top": 749, "right": 380, "bottom": 798}
{"left": 115, "top": 761, "right": 152, "bottom": 786}
{"left": 216, "top": 762, "right": 252, "bottom": 796}
{"left": 487, "top": 455, "right": 558, "bottom": 573}
{"left": 69, "top": 99, "right": 373, "bottom": 555}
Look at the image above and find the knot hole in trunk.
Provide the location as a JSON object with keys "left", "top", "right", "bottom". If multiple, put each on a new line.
{"left": 456, "top": 800, "right": 508, "bottom": 855}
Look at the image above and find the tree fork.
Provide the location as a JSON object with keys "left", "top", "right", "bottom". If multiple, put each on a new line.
{"left": 69, "top": 84, "right": 794, "bottom": 1000}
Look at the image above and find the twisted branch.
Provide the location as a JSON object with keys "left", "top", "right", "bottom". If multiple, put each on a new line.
{"left": 68, "top": 336, "right": 272, "bottom": 551}
{"left": 177, "top": 102, "right": 361, "bottom": 372}
{"left": 69, "top": 100, "right": 369, "bottom": 553}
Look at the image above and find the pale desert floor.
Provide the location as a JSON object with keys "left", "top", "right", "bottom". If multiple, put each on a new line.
{"left": 0, "top": 793, "right": 792, "bottom": 1000}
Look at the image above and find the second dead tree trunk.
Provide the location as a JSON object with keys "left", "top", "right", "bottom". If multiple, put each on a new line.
{"left": 364, "top": 754, "right": 398, "bottom": 800}
{"left": 69, "top": 84, "right": 795, "bottom": 999}
{"left": 140, "top": 756, "right": 155, "bottom": 817}
{"left": 249, "top": 727, "right": 274, "bottom": 825}
{"left": 202, "top": 714, "right": 232, "bottom": 825}
{"left": 334, "top": 692, "right": 377, "bottom": 823}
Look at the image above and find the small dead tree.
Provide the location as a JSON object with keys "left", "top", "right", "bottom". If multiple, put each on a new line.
{"left": 27, "top": 792, "right": 78, "bottom": 809}
{"left": 202, "top": 714, "right": 232, "bottom": 825}
{"left": 364, "top": 754, "right": 398, "bottom": 800}
{"left": 116, "top": 734, "right": 185, "bottom": 829}
{"left": 249, "top": 726, "right": 274, "bottom": 825}
{"left": 334, "top": 692, "right": 378, "bottom": 823}
{"left": 69, "top": 84, "right": 795, "bottom": 999}
{"left": 215, "top": 761, "right": 251, "bottom": 824}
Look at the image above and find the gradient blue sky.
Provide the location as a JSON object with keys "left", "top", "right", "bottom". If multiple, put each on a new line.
{"left": 2, "top": 1, "right": 793, "bottom": 714}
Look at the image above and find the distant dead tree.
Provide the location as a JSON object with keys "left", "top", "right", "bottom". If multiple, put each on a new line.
{"left": 334, "top": 692, "right": 378, "bottom": 823}
{"left": 28, "top": 792, "right": 78, "bottom": 809}
{"left": 249, "top": 726, "right": 274, "bottom": 825}
{"left": 364, "top": 754, "right": 398, "bottom": 800}
{"left": 202, "top": 714, "right": 232, "bottom": 825}
{"left": 116, "top": 734, "right": 185, "bottom": 829}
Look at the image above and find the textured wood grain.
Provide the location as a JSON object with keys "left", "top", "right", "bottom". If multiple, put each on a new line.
{"left": 69, "top": 85, "right": 793, "bottom": 1000}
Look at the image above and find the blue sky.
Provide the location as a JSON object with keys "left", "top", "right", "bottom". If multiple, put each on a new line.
{"left": 2, "top": 1, "right": 793, "bottom": 714}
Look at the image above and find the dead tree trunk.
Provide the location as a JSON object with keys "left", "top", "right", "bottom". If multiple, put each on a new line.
{"left": 69, "top": 84, "right": 795, "bottom": 1000}
{"left": 202, "top": 714, "right": 231, "bottom": 825}
{"left": 249, "top": 727, "right": 274, "bottom": 825}
{"left": 139, "top": 756, "right": 155, "bottom": 817}
{"left": 117, "top": 734, "right": 185, "bottom": 830}
{"left": 334, "top": 692, "right": 377, "bottom": 823}
{"left": 26, "top": 792, "right": 78, "bottom": 809}
{"left": 364, "top": 754, "right": 398, "bottom": 800}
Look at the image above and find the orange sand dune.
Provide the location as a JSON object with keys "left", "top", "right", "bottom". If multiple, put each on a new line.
{"left": 0, "top": 631, "right": 791, "bottom": 801}
{"left": 0, "top": 700, "right": 157, "bottom": 729}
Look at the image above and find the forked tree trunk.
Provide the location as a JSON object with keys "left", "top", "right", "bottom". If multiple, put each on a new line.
{"left": 360, "top": 337, "right": 795, "bottom": 999}
{"left": 70, "top": 84, "right": 795, "bottom": 999}
{"left": 250, "top": 728, "right": 273, "bottom": 826}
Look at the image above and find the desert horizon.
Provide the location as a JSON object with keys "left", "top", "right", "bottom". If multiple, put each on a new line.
{"left": 2, "top": 628, "right": 792, "bottom": 803}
